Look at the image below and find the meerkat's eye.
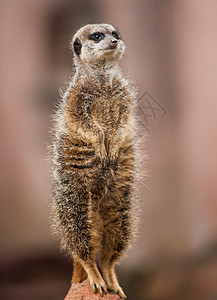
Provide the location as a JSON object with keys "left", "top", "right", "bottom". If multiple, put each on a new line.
{"left": 112, "top": 31, "right": 120, "bottom": 39}
{"left": 89, "top": 32, "right": 105, "bottom": 42}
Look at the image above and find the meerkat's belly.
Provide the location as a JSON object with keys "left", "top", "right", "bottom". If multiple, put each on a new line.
{"left": 58, "top": 135, "right": 98, "bottom": 172}
{"left": 56, "top": 133, "right": 134, "bottom": 238}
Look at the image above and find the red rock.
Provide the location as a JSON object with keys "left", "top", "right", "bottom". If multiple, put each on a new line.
{"left": 64, "top": 280, "right": 121, "bottom": 299}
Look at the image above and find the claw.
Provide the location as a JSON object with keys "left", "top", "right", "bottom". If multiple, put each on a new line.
{"left": 101, "top": 286, "right": 107, "bottom": 295}
{"left": 104, "top": 283, "right": 126, "bottom": 298}
{"left": 107, "top": 155, "right": 118, "bottom": 168}
{"left": 90, "top": 280, "right": 107, "bottom": 296}
{"left": 117, "top": 288, "right": 127, "bottom": 299}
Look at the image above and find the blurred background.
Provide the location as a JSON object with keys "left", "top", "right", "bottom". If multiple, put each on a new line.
{"left": 1, "top": 0, "right": 217, "bottom": 299}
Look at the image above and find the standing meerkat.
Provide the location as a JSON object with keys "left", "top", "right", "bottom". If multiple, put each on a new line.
{"left": 50, "top": 23, "right": 140, "bottom": 299}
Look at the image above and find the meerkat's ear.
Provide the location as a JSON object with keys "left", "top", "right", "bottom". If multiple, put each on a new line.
{"left": 73, "top": 38, "right": 82, "bottom": 55}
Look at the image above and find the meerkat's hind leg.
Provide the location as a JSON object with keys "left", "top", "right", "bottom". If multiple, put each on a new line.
{"left": 100, "top": 251, "right": 127, "bottom": 299}
{"left": 71, "top": 259, "right": 87, "bottom": 283}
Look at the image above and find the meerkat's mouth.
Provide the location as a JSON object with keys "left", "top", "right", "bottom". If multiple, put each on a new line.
{"left": 103, "top": 47, "right": 119, "bottom": 55}
{"left": 105, "top": 47, "right": 116, "bottom": 51}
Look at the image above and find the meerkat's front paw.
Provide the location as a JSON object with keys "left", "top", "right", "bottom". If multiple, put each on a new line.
{"left": 106, "top": 141, "right": 119, "bottom": 167}
{"left": 98, "top": 144, "right": 107, "bottom": 165}
{"left": 107, "top": 153, "right": 118, "bottom": 167}
{"left": 107, "top": 146, "right": 118, "bottom": 167}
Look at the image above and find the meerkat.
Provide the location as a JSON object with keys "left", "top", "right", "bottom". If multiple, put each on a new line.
{"left": 50, "top": 23, "right": 140, "bottom": 299}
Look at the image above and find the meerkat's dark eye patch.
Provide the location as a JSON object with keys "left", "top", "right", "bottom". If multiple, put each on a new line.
{"left": 73, "top": 38, "right": 82, "bottom": 55}
{"left": 89, "top": 32, "right": 105, "bottom": 42}
{"left": 112, "top": 31, "right": 120, "bottom": 40}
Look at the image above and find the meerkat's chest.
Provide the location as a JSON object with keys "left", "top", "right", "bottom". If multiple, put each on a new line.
{"left": 90, "top": 89, "right": 129, "bottom": 127}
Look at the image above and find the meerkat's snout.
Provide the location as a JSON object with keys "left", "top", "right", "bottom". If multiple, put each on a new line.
{"left": 110, "top": 39, "right": 118, "bottom": 48}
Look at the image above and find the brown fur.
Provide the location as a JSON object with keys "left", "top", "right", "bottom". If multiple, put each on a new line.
{"left": 50, "top": 24, "right": 140, "bottom": 299}
{"left": 71, "top": 260, "right": 87, "bottom": 283}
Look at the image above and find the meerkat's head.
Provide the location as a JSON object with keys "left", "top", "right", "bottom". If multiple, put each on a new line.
{"left": 72, "top": 24, "right": 125, "bottom": 70}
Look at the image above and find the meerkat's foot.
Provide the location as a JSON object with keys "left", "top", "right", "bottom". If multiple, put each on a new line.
{"left": 90, "top": 277, "right": 107, "bottom": 296}
{"left": 107, "top": 280, "right": 126, "bottom": 298}
{"left": 101, "top": 266, "right": 126, "bottom": 298}
{"left": 81, "top": 261, "right": 107, "bottom": 296}
{"left": 115, "top": 286, "right": 127, "bottom": 299}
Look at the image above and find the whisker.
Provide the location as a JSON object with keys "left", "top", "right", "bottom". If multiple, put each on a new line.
{"left": 123, "top": 54, "right": 135, "bottom": 61}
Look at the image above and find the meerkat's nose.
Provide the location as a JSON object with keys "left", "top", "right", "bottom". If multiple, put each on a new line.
{"left": 110, "top": 40, "right": 118, "bottom": 48}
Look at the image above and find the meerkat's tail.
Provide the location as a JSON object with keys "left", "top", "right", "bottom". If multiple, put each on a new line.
{"left": 71, "top": 260, "right": 88, "bottom": 283}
